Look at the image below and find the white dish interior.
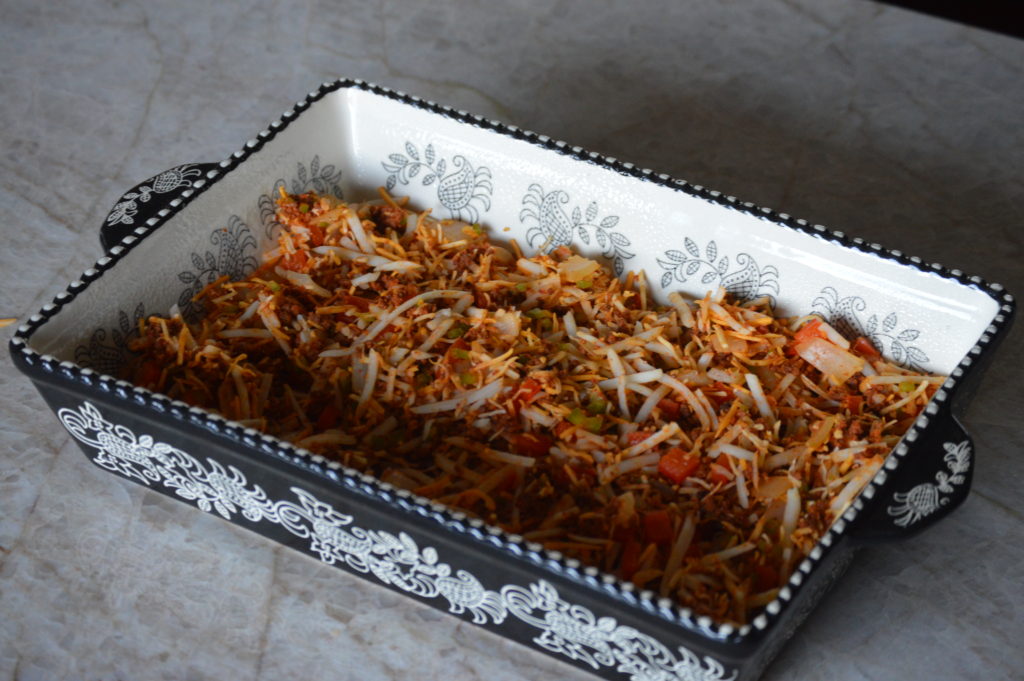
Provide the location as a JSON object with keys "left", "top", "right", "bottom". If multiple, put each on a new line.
{"left": 30, "top": 86, "right": 999, "bottom": 377}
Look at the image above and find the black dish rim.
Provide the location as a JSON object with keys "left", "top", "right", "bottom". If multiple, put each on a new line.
{"left": 8, "top": 77, "right": 1017, "bottom": 645}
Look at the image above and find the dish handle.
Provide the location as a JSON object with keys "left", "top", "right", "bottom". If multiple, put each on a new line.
{"left": 100, "top": 162, "right": 220, "bottom": 252}
{"left": 850, "top": 407, "right": 973, "bottom": 543}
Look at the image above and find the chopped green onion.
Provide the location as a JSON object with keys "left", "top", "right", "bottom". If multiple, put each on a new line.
{"left": 299, "top": 204, "right": 309, "bottom": 213}
{"left": 446, "top": 323, "right": 468, "bottom": 339}
{"left": 525, "top": 308, "right": 549, "bottom": 319}
{"left": 577, "top": 279, "right": 593, "bottom": 290}
{"left": 515, "top": 282, "right": 528, "bottom": 292}
{"left": 898, "top": 381, "right": 915, "bottom": 392}
{"left": 460, "top": 372, "right": 477, "bottom": 387}
{"left": 587, "top": 397, "right": 608, "bottom": 414}
{"left": 267, "top": 281, "right": 281, "bottom": 292}
{"left": 452, "top": 348, "right": 470, "bottom": 360}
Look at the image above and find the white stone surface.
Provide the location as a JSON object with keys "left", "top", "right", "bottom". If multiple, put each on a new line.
{"left": 1, "top": 1, "right": 1022, "bottom": 680}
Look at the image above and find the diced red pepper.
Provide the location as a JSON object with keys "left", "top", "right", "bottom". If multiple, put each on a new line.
{"left": 626, "top": 430, "right": 654, "bottom": 446}
{"left": 658, "top": 447, "right": 700, "bottom": 484}
{"left": 307, "top": 224, "right": 325, "bottom": 247}
{"left": 280, "top": 249, "right": 309, "bottom": 271}
{"left": 852, "top": 336, "right": 881, "bottom": 359}
{"left": 709, "top": 454, "right": 732, "bottom": 485}
{"left": 510, "top": 433, "right": 553, "bottom": 458}
{"left": 843, "top": 395, "right": 863, "bottom": 413}
{"left": 657, "top": 399, "right": 681, "bottom": 420}
{"left": 511, "top": 378, "right": 544, "bottom": 410}
{"left": 643, "top": 510, "right": 674, "bottom": 545}
{"left": 619, "top": 538, "right": 641, "bottom": 580}
{"left": 316, "top": 402, "right": 341, "bottom": 430}
{"left": 793, "top": 319, "right": 827, "bottom": 344}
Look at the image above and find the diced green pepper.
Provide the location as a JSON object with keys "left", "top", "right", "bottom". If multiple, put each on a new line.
{"left": 586, "top": 397, "right": 608, "bottom": 414}
{"left": 567, "top": 408, "right": 587, "bottom": 427}
{"left": 577, "top": 279, "right": 593, "bottom": 290}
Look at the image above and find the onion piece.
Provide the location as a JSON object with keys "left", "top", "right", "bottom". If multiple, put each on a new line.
{"left": 275, "top": 267, "right": 331, "bottom": 297}
{"left": 745, "top": 373, "right": 774, "bottom": 421}
{"left": 517, "top": 258, "right": 546, "bottom": 276}
{"left": 346, "top": 211, "right": 374, "bottom": 253}
{"left": 710, "top": 442, "right": 757, "bottom": 462}
{"left": 659, "top": 375, "right": 711, "bottom": 431}
{"left": 357, "top": 290, "right": 470, "bottom": 347}
{"left": 410, "top": 380, "right": 504, "bottom": 414}
{"left": 634, "top": 383, "right": 672, "bottom": 423}
{"left": 597, "top": 369, "right": 663, "bottom": 390}
{"left": 660, "top": 513, "right": 696, "bottom": 597}
{"left": 795, "top": 337, "right": 865, "bottom": 383}
{"left": 782, "top": 487, "right": 801, "bottom": 544}
{"left": 599, "top": 451, "right": 662, "bottom": 484}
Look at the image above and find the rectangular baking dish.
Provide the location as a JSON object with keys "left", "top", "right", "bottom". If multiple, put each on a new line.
{"left": 9, "top": 79, "right": 1014, "bottom": 681}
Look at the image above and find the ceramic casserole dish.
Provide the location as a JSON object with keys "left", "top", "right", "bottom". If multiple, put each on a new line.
{"left": 9, "top": 79, "right": 1015, "bottom": 681}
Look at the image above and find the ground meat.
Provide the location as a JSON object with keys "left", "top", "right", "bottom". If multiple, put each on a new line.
{"left": 367, "top": 205, "right": 406, "bottom": 233}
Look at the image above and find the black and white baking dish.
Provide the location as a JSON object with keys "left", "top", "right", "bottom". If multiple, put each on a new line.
{"left": 9, "top": 79, "right": 1015, "bottom": 681}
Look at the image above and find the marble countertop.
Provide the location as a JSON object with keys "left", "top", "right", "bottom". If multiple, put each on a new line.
{"left": 2, "top": 1, "right": 1022, "bottom": 679}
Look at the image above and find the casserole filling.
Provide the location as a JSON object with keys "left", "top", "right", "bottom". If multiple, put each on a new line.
{"left": 124, "top": 190, "right": 941, "bottom": 623}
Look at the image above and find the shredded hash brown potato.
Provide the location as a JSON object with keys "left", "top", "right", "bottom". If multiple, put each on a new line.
{"left": 126, "top": 189, "right": 943, "bottom": 623}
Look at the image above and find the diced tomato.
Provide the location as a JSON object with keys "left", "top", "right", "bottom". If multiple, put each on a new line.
{"left": 709, "top": 454, "right": 732, "bottom": 485}
{"left": 316, "top": 403, "right": 341, "bottom": 430}
{"left": 754, "top": 564, "right": 779, "bottom": 591}
{"left": 793, "top": 319, "right": 827, "bottom": 344}
{"left": 658, "top": 447, "right": 700, "bottom": 484}
{"left": 643, "top": 510, "right": 674, "bottom": 545}
{"left": 852, "top": 336, "right": 881, "bottom": 359}
{"left": 619, "top": 538, "right": 641, "bottom": 580}
{"left": 519, "top": 378, "right": 543, "bottom": 401}
{"left": 307, "top": 223, "right": 325, "bottom": 247}
{"left": 843, "top": 395, "right": 863, "bottom": 413}
{"left": 657, "top": 399, "right": 681, "bottom": 420}
{"left": 341, "top": 295, "right": 372, "bottom": 312}
{"left": 510, "top": 433, "right": 553, "bottom": 458}
{"left": 626, "top": 430, "right": 654, "bottom": 446}
{"left": 280, "top": 249, "right": 309, "bottom": 271}
{"left": 511, "top": 378, "right": 544, "bottom": 410}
